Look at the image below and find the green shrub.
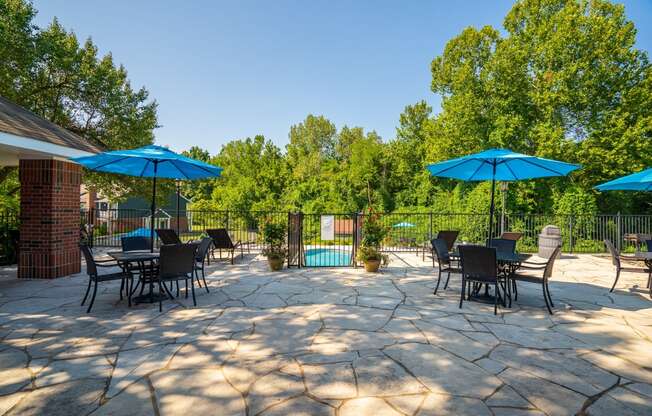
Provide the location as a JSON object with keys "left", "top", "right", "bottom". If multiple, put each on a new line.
{"left": 261, "top": 221, "right": 286, "bottom": 260}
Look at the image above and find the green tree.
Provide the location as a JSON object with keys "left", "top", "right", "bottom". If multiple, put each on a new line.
{"left": 285, "top": 115, "right": 339, "bottom": 211}
{"left": 337, "top": 127, "right": 387, "bottom": 212}
{"left": 428, "top": 0, "right": 652, "bottom": 214}
{"left": 0, "top": 0, "right": 158, "bottom": 205}
{"left": 387, "top": 101, "right": 437, "bottom": 209}
{"left": 208, "top": 135, "right": 288, "bottom": 213}
{"left": 180, "top": 146, "right": 214, "bottom": 202}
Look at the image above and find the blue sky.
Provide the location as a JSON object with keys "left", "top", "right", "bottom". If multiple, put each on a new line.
{"left": 33, "top": 0, "right": 652, "bottom": 155}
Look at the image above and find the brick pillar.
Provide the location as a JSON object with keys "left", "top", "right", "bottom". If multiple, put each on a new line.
{"left": 18, "top": 159, "right": 82, "bottom": 278}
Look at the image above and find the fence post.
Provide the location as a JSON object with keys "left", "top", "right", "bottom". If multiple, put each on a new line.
{"left": 89, "top": 207, "right": 95, "bottom": 248}
{"left": 429, "top": 212, "right": 433, "bottom": 241}
{"left": 225, "top": 210, "right": 230, "bottom": 232}
{"left": 299, "top": 211, "right": 304, "bottom": 268}
{"left": 286, "top": 211, "right": 292, "bottom": 268}
{"left": 352, "top": 212, "right": 358, "bottom": 268}
{"left": 569, "top": 215, "right": 574, "bottom": 254}
{"left": 617, "top": 212, "right": 622, "bottom": 252}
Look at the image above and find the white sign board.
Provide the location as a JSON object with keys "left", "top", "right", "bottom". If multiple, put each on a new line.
{"left": 321, "top": 215, "right": 335, "bottom": 241}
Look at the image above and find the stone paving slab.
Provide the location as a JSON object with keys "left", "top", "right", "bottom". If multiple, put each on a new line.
{"left": 1, "top": 252, "right": 652, "bottom": 415}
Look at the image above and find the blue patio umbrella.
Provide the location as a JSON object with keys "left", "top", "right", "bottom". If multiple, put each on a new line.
{"left": 72, "top": 145, "right": 222, "bottom": 250}
{"left": 427, "top": 148, "right": 580, "bottom": 243}
{"left": 595, "top": 168, "right": 652, "bottom": 191}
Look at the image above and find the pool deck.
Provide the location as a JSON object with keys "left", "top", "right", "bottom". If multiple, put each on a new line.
{"left": 0, "top": 252, "right": 651, "bottom": 415}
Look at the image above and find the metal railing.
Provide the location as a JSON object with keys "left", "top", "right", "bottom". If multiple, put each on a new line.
{"left": 0, "top": 207, "right": 648, "bottom": 267}
{"left": 80, "top": 208, "right": 287, "bottom": 250}
{"left": 72, "top": 209, "right": 652, "bottom": 257}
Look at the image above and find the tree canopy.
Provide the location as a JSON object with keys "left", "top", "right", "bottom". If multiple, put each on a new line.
{"left": 1, "top": 0, "right": 650, "bottom": 216}
{"left": 0, "top": 0, "right": 159, "bottom": 207}
{"left": 183, "top": 0, "right": 652, "bottom": 216}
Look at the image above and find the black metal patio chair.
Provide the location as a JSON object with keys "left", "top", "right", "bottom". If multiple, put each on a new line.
{"left": 437, "top": 230, "right": 459, "bottom": 251}
{"left": 487, "top": 238, "right": 517, "bottom": 254}
{"left": 604, "top": 239, "right": 650, "bottom": 293}
{"left": 511, "top": 246, "right": 561, "bottom": 314}
{"left": 155, "top": 243, "right": 197, "bottom": 312}
{"left": 458, "top": 245, "right": 503, "bottom": 315}
{"left": 194, "top": 237, "right": 213, "bottom": 293}
{"left": 646, "top": 239, "right": 652, "bottom": 252}
{"left": 121, "top": 236, "right": 151, "bottom": 252}
{"left": 432, "top": 238, "right": 461, "bottom": 295}
{"left": 427, "top": 230, "right": 459, "bottom": 266}
{"left": 120, "top": 236, "right": 160, "bottom": 295}
{"left": 156, "top": 228, "right": 183, "bottom": 245}
{"left": 80, "top": 244, "right": 133, "bottom": 313}
{"left": 206, "top": 228, "right": 243, "bottom": 264}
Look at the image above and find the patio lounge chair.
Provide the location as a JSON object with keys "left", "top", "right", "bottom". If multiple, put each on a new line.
{"left": 80, "top": 244, "right": 133, "bottom": 313}
{"left": 459, "top": 245, "right": 503, "bottom": 315}
{"left": 156, "top": 228, "right": 182, "bottom": 245}
{"left": 500, "top": 232, "right": 523, "bottom": 241}
{"left": 604, "top": 239, "right": 650, "bottom": 293}
{"left": 646, "top": 240, "right": 652, "bottom": 252}
{"left": 194, "top": 237, "right": 213, "bottom": 293}
{"left": 206, "top": 228, "right": 243, "bottom": 264}
{"left": 155, "top": 243, "right": 197, "bottom": 312}
{"left": 432, "top": 238, "right": 461, "bottom": 295}
{"left": 511, "top": 246, "right": 561, "bottom": 314}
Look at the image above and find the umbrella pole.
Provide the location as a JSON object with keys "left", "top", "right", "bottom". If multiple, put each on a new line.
{"left": 488, "top": 163, "right": 497, "bottom": 246}
{"left": 176, "top": 181, "right": 181, "bottom": 237}
{"left": 150, "top": 162, "right": 158, "bottom": 252}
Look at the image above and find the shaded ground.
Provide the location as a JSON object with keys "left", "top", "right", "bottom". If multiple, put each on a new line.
{"left": 0, "top": 252, "right": 651, "bottom": 415}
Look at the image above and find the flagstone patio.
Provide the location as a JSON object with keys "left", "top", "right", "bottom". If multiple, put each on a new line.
{"left": 0, "top": 252, "right": 651, "bottom": 416}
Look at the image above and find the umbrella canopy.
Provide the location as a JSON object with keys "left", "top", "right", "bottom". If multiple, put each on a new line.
{"left": 393, "top": 222, "right": 416, "bottom": 228}
{"left": 426, "top": 148, "right": 579, "bottom": 181}
{"left": 595, "top": 168, "right": 652, "bottom": 192}
{"left": 427, "top": 148, "right": 580, "bottom": 243}
{"left": 72, "top": 145, "right": 222, "bottom": 179}
{"left": 72, "top": 145, "right": 222, "bottom": 250}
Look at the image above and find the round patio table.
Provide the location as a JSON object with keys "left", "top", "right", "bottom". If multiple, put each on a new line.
{"left": 450, "top": 250, "right": 528, "bottom": 305}
{"left": 631, "top": 252, "right": 652, "bottom": 296}
{"left": 108, "top": 250, "right": 161, "bottom": 304}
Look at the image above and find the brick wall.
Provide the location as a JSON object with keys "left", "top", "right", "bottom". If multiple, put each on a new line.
{"left": 18, "top": 159, "right": 82, "bottom": 278}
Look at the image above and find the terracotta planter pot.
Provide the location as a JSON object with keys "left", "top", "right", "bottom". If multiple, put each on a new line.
{"left": 267, "top": 257, "right": 284, "bottom": 271}
{"left": 363, "top": 259, "right": 381, "bottom": 272}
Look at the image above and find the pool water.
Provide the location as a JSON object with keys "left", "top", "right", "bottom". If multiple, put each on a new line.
{"left": 304, "top": 248, "right": 352, "bottom": 267}
{"left": 124, "top": 227, "right": 152, "bottom": 238}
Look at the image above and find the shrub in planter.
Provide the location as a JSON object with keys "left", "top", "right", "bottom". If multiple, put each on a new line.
{"left": 356, "top": 209, "right": 390, "bottom": 272}
{"left": 356, "top": 246, "right": 389, "bottom": 272}
{"left": 261, "top": 222, "right": 287, "bottom": 271}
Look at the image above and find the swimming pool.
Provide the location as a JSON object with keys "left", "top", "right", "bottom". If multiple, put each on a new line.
{"left": 304, "top": 248, "right": 352, "bottom": 267}
{"left": 124, "top": 227, "right": 152, "bottom": 238}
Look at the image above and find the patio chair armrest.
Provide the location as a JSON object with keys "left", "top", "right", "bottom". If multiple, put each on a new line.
{"left": 518, "top": 263, "right": 547, "bottom": 270}
{"left": 95, "top": 258, "right": 119, "bottom": 267}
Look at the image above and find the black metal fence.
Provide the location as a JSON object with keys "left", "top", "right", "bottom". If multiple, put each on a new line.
{"left": 0, "top": 208, "right": 643, "bottom": 267}
{"left": 79, "top": 208, "right": 287, "bottom": 250}
{"left": 299, "top": 213, "right": 358, "bottom": 267}
{"left": 78, "top": 208, "right": 652, "bottom": 256}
